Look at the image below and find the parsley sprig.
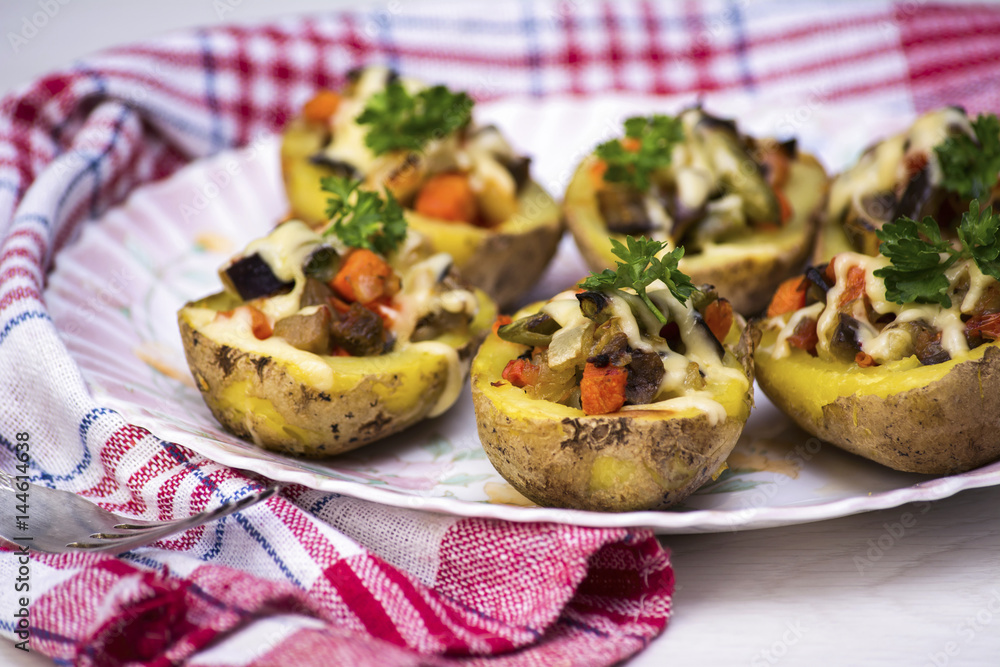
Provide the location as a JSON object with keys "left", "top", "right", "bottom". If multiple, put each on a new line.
{"left": 578, "top": 236, "right": 697, "bottom": 324}
{"left": 320, "top": 176, "right": 407, "bottom": 255}
{"left": 935, "top": 113, "right": 1000, "bottom": 201}
{"left": 594, "top": 115, "right": 684, "bottom": 192}
{"left": 873, "top": 200, "right": 1000, "bottom": 307}
{"left": 356, "top": 81, "right": 474, "bottom": 155}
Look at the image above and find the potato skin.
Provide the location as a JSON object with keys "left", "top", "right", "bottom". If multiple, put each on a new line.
{"left": 471, "top": 320, "right": 755, "bottom": 511}
{"left": 563, "top": 154, "right": 828, "bottom": 315}
{"left": 281, "top": 120, "right": 563, "bottom": 309}
{"left": 755, "top": 328, "right": 1000, "bottom": 474}
{"left": 179, "top": 290, "right": 495, "bottom": 458}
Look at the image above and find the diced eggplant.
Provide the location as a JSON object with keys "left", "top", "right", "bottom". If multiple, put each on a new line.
{"left": 273, "top": 306, "right": 332, "bottom": 355}
{"left": 300, "top": 277, "right": 335, "bottom": 308}
{"left": 690, "top": 109, "right": 779, "bottom": 225}
{"left": 779, "top": 138, "right": 798, "bottom": 158}
{"left": 692, "top": 310, "right": 725, "bottom": 359}
{"left": 844, "top": 191, "right": 896, "bottom": 256}
{"left": 625, "top": 348, "right": 665, "bottom": 405}
{"left": 499, "top": 155, "right": 532, "bottom": 193}
{"left": 330, "top": 302, "right": 386, "bottom": 357}
{"left": 830, "top": 314, "right": 863, "bottom": 362}
{"left": 222, "top": 253, "right": 294, "bottom": 302}
{"left": 597, "top": 184, "right": 655, "bottom": 235}
{"left": 303, "top": 246, "right": 340, "bottom": 284}
{"left": 497, "top": 312, "right": 561, "bottom": 347}
{"left": 588, "top": 320, "right": 632, "bottom": 367}
{"left": 308, "top": 153, "right": 363, "bottom": 180}
{"left": 892, "top": 166, "right": 943, "bottom": 221}
{"left": 913, "top": 323, "right": 951, "bottom": 366}
{"left": 576, "top": 291, "right": 614, "bottom": 323}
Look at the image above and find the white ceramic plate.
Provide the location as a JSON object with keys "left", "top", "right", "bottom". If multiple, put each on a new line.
{"left": 46, "top": 93, "right": 1000, "bottom": 533}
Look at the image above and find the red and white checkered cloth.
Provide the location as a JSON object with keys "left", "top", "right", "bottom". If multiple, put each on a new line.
{"left": 0, "top": 1, "right": 997, "bottom": 665}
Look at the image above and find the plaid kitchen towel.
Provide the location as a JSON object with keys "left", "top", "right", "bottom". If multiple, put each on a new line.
{"left": 0, "top": 1, "right": 996, "bottom": 665}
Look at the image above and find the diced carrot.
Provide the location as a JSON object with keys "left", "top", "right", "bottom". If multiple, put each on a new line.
{"left": 414, "top": 172, "right": 478, "bottom": 223}
{"left": 502, "top": 358, "right": 540, "bottom": 388}
{"left": 330, "top": 346, "right": 351, "bottom": 357}
{"left": 332, "top": 248, "right": 399, "bottom": 305}
{"left": 492, "top": 315, "right": 513, "bottom": 337}
{"left": 704, "top": 299, "right": 734, "bottom": 344}
{"left": 581, "top": 363, "right": 628, "bottom": 415}
{"left": 855, "top": 351, "right": 878, "bottom": 367}
{"left": 775, "top": 187, "right": 793, "bottom": 225}
{"left": 966, "top": 312, "right": 1000, "bottom": 341}
{"left": 761, "top": 145, "right": 790, "bottom": 190}
{"left": 787, "top": 318, "right": 818, "bottom": 355}
{"left": 590, "top": 159, "right": 608, "bottom": 186}
{"left": 215, "top": 306, "right": 272, "bottom": 340}
{"left": 767, "top": 276, "right": 808, "bottom": 317}
{"left": 903, "top": 151, "right": 928, "bottom": 181}
{"left": 302, "top": 90, "right": 341, "bottom": 123}
{"left": 247, "top": 306, "right": 272, "bottom": 340}
{"left": 621, "top": 136, "right": 642, "bottom": 152}
{"left": 838, "top": 265, "right": 867, "bottom": 307}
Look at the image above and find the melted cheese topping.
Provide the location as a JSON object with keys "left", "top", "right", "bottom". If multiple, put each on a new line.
{"left": 827, "top": 108, "right": 973, "bottom": 221}
{"left": 769, "top": 251, "right": 997, "bottom": 365}
{"left": 211, "top": 221, "right": 477, "bottom": 409}
{"left": 541, "top": 285, "right": 749, "bottom": 419}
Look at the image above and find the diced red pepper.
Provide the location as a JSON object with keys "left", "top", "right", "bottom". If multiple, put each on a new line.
{"left": 704, "top": 299, "right": 734, "bottom": 344}
{"left": 966, "top": 312, "right": 1000, "bottom": 341}
{"left": 855, "top": 351, "right": 878, "bottom": 367}
{"left": 838, "top": 265, "right": 867, "bottom": 307}
{"left": 787, "top": 317, "right": 818, "bottom": 356}
{"left": 767, "top": 276, "right": 808, "bottom": 318}
{"left": 501, "top": 358, "right": 540, "bottom": 388}
{"left": 492, "top": 315, "right": 513, "bottom": 337}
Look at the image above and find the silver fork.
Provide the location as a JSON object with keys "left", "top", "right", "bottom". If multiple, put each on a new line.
{"left": 0, "top": 470, "right": 278, "bottom": 554}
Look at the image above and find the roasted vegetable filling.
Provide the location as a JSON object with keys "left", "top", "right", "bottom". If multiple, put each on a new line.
{"left": 828, "top": 107, "right": 1000, "bottom": 255}
{"left": 591, "top": 107, "right": 796, "bottom": 252}
{"left": 213, "top": 220, "right": 479, "bottom": 358}
{"left": 497, "top": 286, "right": 736, "bottom": 415}
{"left": 291, "top": 66, "right": 532, "bottom": 228}
{"left": 766, "top": 201, "right": 1000, "bottom": 367}
{"left": 492, "top": 237, "right": 743, "bottom": 416}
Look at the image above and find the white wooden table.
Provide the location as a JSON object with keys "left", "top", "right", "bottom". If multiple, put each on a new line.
{"left": 2, "top": 1, "right": 999, "bottom": 665}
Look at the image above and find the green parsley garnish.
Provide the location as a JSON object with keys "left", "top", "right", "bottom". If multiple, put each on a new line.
{"left": 578, "top": 235, "right": 697, "bottom": 324}
{"left": 594, "top": 115, "right": 684, "bottom": 192}
{"left": 873, "top": 199, "right": 1000, "bottom": 307}
{"left": 356, "top": 81, "right": 474, "bottom": 155}
{"left": 320, "top": 176, "right": 407, "bottom": 255}
{"left": 935, "top": 112, "right": 1000, "bottom": 201}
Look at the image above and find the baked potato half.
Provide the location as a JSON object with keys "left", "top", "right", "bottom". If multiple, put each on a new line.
{"left": 281, "top": 66, "right": 562, "bottom": 308}
{"left": 756, "top": 238, "right": 1000, "bottom": 474}
{"left": 471, "top": 249, "right": 755, "bottom": 511}
{"left": 815, "top": 107, "right": 1000, "bottom": 263}
{"left": 179, "top": 217, "right": 495, "bottom": 457}
{"left": 563, "top": 107, "right": 828, "bottom": 316}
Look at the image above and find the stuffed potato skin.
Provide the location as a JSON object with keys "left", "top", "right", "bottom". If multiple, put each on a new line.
{"left": 471, "top": 312, "right": 755, "bottom": 512}
{"left": 563, "top": 150, "right": 828, "bottom": 316}
{"left": 180, "top": 289, "right": 496, "bottom": 457}
{"left": 281, "top": 115, "right": 563, "bottom": 309}
{"left": 755, "top": 328, "right": 1000, "bottom": 474}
